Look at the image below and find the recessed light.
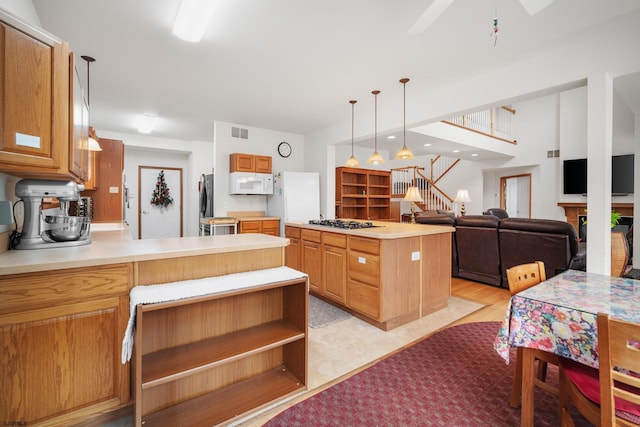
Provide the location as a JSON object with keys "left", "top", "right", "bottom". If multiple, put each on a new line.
{"left": 452, "top": 149, "right": 460, "bottom": 153}
{"left": 423, "top": 143, "right": 432, "bottom": 147}
{"left": 471, "top": 153, "right": 479, "bottom": 157}
{"left": 387, "top": 135, "right": 396, "bottom": 140}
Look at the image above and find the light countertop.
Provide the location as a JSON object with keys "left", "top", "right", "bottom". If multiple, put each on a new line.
{"left": 0, "top": 224, "right": 288, "bottom": 276}
{"left": 235, "top": 216, "right": 280, "bottom": 222}
{"left": 285, "top": 220, "right": 454, "bottom": 239}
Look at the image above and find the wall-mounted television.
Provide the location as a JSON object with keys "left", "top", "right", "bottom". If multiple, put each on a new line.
{"left": 563, "top": 154, "right": 634, "bottom": 195}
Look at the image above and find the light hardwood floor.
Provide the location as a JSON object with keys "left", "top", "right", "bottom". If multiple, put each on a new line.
{"left": 450, "top": 276, "right": 512, "bottom": 325}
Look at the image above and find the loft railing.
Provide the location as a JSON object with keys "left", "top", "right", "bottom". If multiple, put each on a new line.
{"left": 443, "top": 106, "right": 517, "bottom": 144}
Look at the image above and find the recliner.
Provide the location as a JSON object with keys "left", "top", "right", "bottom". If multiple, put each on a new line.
{"left": 498, "top": 217, "right": 585, "bottom": 287}
{"left": 483, "top": 208, "right": 509, "bottom": 219}
{"left": 455, "top": 215, "right": 502, "bottom": 286}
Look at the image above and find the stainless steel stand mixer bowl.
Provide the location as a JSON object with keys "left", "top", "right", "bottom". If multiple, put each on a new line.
{"left": 14, "top": 179, "right": 91, "bottom": 249}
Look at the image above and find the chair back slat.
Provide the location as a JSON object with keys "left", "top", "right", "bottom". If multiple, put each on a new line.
{"left": 597, "top": 313, "right": 640, "bottom": 426}
{"left": 506, "top": 261, "right": 546, "bottom": 295}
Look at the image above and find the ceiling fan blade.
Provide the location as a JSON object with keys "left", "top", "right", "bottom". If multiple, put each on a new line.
{"left": 408, "top": 0, "right": 455, "bottom": 34}
{"left": 518, "top": 0, "right": 555, "bottom": 16}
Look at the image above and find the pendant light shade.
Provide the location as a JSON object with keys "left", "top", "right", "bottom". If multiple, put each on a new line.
{"left": 395, "top": 78, "right": 414, "bottom": 160}
{"left": 345, "top": 100, "right": 360, "bottom": 167}
{"left": 368, "top": 90, "right": 384, "bottom": 165}
{"left": 81, "top": 55, "right": 102, "bottom": 152}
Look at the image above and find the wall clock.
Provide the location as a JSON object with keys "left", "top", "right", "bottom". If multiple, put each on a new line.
{"left": 278, "top": 141, "right": 292, "bottom": 158}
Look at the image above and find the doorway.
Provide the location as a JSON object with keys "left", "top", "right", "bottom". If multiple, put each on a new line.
{"left": 500, "top": 173, "right": 531, "bottom": 218}
{"left": 138, "top": 166, "right": 183, "bottom": 239}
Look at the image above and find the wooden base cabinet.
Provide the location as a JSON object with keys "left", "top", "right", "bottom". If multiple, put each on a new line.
{"left": 0, "top": 264, "right": 132, "bottom": 426}
{"left": 322, "top": 232, "right": 347, "bottom": 304}
{"left": 134, "top": 277, "right": 308, "bottom": 427}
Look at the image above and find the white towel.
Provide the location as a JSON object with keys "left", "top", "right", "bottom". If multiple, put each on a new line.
{"left": 121, "top": 266, "right": 307, "bottom": 363}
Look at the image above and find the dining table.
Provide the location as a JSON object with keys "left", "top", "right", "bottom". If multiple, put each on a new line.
{"left": 493, "top": 269, "right": 640, "bottom": 427}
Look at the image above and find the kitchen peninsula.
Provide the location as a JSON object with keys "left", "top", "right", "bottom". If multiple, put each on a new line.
{"left": 285, "top": 220, "right": 454, "bottom": 330}
{"left": 0, "top": 227, "right": 305, "bottom": 426}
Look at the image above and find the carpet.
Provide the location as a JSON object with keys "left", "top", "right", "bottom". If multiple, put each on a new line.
{"left": 308, "top": 295, "right": 352, "bottom": 329}
{"left": 265, "top": 322, "right": 592, "bottom": 426}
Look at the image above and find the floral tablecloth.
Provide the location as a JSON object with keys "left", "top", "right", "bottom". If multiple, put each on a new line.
{"left": 494, "top": 269, "right": 640, "bottom": 367}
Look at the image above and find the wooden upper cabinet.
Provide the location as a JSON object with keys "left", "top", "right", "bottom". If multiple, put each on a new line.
{"left": 230, "top": 153, "right": 272, "bottom": 173}
{"left": 254, "top": 155, "right": 272, "bottom": 173}
{"left": 68, "top": 53, "right": 89, "bottom": 183}
{"left": 230, "top": 153, "right": 254, "bottom": 172}
{"left": 0, "top": 11, "right": 70, "bottom": 177}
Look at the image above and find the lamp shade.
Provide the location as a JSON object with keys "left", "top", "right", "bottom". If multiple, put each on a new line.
{"left": 404, "top": 186, "right": 424, "bottom": 203}
{"left": 454, "top": 189, "right": 471, "bottom": 203}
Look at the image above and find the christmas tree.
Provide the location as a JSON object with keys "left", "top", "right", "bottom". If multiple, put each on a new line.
{"left": 150, "top": 170, "right": 173, "bottom": 208}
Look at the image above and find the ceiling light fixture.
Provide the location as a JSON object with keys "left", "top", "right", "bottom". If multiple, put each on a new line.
{"left": 345, "top": 100, "right": 360, "bottom": 168}
{"left": 395, "top": 78, "right": 414, "bottom": 160}
{"left": 172, "top": 0, "right": 221, "bottom": 43}
{"left": 81, "top": 55, "right": 102, "bottom": 152}
{"left": 387, "top": 135, "right": 396, "bottom": 140}
{"left": 138, "top": 114, "right": 157, "bottom": 134}
{"left": 368, "top": 90, "right": 384, "bottom": 165}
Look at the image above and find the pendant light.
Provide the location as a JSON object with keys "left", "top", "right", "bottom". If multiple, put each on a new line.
{"left": 394, "top": 77, "right": 414, "bottom": 160}
{"left": 368, "top": 90, "right": 384, "bottom": 165}
{"left": 81, "top": 55, "right": 102, "bottom": 152}
{"left": 345, "top": 100, "right": 360, "bottom": 167}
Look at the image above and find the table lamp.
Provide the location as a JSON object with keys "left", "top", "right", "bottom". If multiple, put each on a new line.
{"left": 404, "top": 186, "right": 424, "bottom": 224}
{"left": 454, "top": 189, "right": 471, "bottom": 216}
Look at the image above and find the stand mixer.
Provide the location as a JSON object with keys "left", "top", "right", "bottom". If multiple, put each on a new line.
{"left": 14, "top": 179, "right": 91, "bottom": 250}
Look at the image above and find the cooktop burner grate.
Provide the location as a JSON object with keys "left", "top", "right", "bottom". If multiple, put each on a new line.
{"left": 308, "top": 219, "right": 376, "bottom": 229}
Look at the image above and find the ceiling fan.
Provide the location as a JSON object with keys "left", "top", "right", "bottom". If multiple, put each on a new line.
{"left": 408, "top": 0, "right": 555, "bottom": 34}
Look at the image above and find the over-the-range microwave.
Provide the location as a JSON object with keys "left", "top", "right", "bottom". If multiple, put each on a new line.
{"left": 229, "top": 172, "right": 274, "bottom": 195}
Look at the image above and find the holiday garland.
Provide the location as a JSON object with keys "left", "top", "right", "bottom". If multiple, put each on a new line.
{"left": 150, "top": 170, "right": 173, "bottom": 207}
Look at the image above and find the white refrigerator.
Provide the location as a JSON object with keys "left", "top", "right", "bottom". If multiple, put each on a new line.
{"left": 268, "top": 171, "right": 320, "bottom": 236}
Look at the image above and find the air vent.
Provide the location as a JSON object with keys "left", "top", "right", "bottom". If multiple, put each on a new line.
{"left": 231, "top": 127, "right": 249, "bottom": 139}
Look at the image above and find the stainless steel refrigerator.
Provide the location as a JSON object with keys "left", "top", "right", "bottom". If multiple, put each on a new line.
{"left": 268, "top": 171, "right": 320, "bottom": 236}
{"left": 199, "top": 174, "right": 214, "bottom": 218}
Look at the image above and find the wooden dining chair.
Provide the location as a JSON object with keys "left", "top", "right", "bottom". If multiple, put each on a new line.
{"left": 506, "top": 261, "right": 561, "bottom": 408}
{"left": 558, "top": 313, "right": 640, "bottom": 426}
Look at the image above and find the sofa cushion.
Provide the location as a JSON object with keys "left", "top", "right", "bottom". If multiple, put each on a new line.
{"left": 500, "top": 217, "right": 579, "bottom": 256}
{"left": 457, "top": 214, "right": 500, "bottom": 228}
{"left": 455, "top": 215, "right": 501, "bottom": 287}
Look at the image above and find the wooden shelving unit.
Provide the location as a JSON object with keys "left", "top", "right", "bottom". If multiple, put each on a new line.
{"left": 134, "top": 277, "right": 308, "bottom": 427}
{"left": 336, "top": 167, "right": 391, "bottom": 220}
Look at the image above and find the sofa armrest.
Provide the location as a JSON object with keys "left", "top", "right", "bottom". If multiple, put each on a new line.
{"left": 569, "top": 242, "right": 587, "bottom": 271}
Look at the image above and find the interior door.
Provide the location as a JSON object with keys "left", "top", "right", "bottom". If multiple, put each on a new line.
{"left": 139, "top": 166, "right": 183, "bottom": 239}
{"left": 500, "top": 174, "right": 531, "bottom": 218}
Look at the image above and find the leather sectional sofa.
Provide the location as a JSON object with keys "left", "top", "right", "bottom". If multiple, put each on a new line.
{"left": 415, "top": 213, "right": 586, "bottom": 288}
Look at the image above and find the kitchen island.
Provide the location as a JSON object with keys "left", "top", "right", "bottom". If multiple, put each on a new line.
{"left": 0, "top": 226, "right": 305, "bottom": 426}
{"left": 285, "top": 220, "right": 454, "bottom": 330}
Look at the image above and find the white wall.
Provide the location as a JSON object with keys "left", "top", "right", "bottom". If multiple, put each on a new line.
{"left": 100, "top": 131, "right": 214, "bottom": 238}
{"left": 213, "top": 121, "right": 305, "bottom": 218}
{"left": 0, "top": 0, "right": 40, "bottom": 26}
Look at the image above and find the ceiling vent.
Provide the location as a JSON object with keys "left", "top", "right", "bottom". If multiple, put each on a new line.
{"left": 231, "top": 127, "right": 249, "bottom": 139}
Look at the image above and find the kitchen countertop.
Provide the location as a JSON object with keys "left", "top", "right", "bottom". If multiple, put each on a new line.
{"left": 235, "top": 216, "right": 280, "bottom": 221}
{"left": 0, "top": 223, "right": 288, "bottom": 276}
{"left": 285, "top": 220, "right": 454, "bottom": 239}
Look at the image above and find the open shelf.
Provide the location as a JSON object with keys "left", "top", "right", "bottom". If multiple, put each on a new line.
{"left": 142, "top": 320, "right": 305, "bottom": 387}
{"left": 142, "top": 366, "right": 304, "bottom": 427}
{"left": 134, "top": 275, "right": 308, "bottom": 426}
{"left": 336, "top": 167, "right": 391, "bottom": 220}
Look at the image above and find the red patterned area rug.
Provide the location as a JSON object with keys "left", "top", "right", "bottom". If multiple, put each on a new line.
{"left": 265, "top": 321, "right": 592, "bottom": 426}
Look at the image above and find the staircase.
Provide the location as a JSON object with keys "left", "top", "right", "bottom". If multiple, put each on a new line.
{"left": 391, "top": 155, "right": 460, "bottom": 212}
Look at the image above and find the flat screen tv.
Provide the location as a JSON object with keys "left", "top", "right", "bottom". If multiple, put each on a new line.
{"left": 612, "top": 154, "right": 634, "bottom": 194}
{"left": 563, "top": 155, "right": 634, "bottom": 195}
{"left": 563, "top": 158, "right": 587, "bottom": 194}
